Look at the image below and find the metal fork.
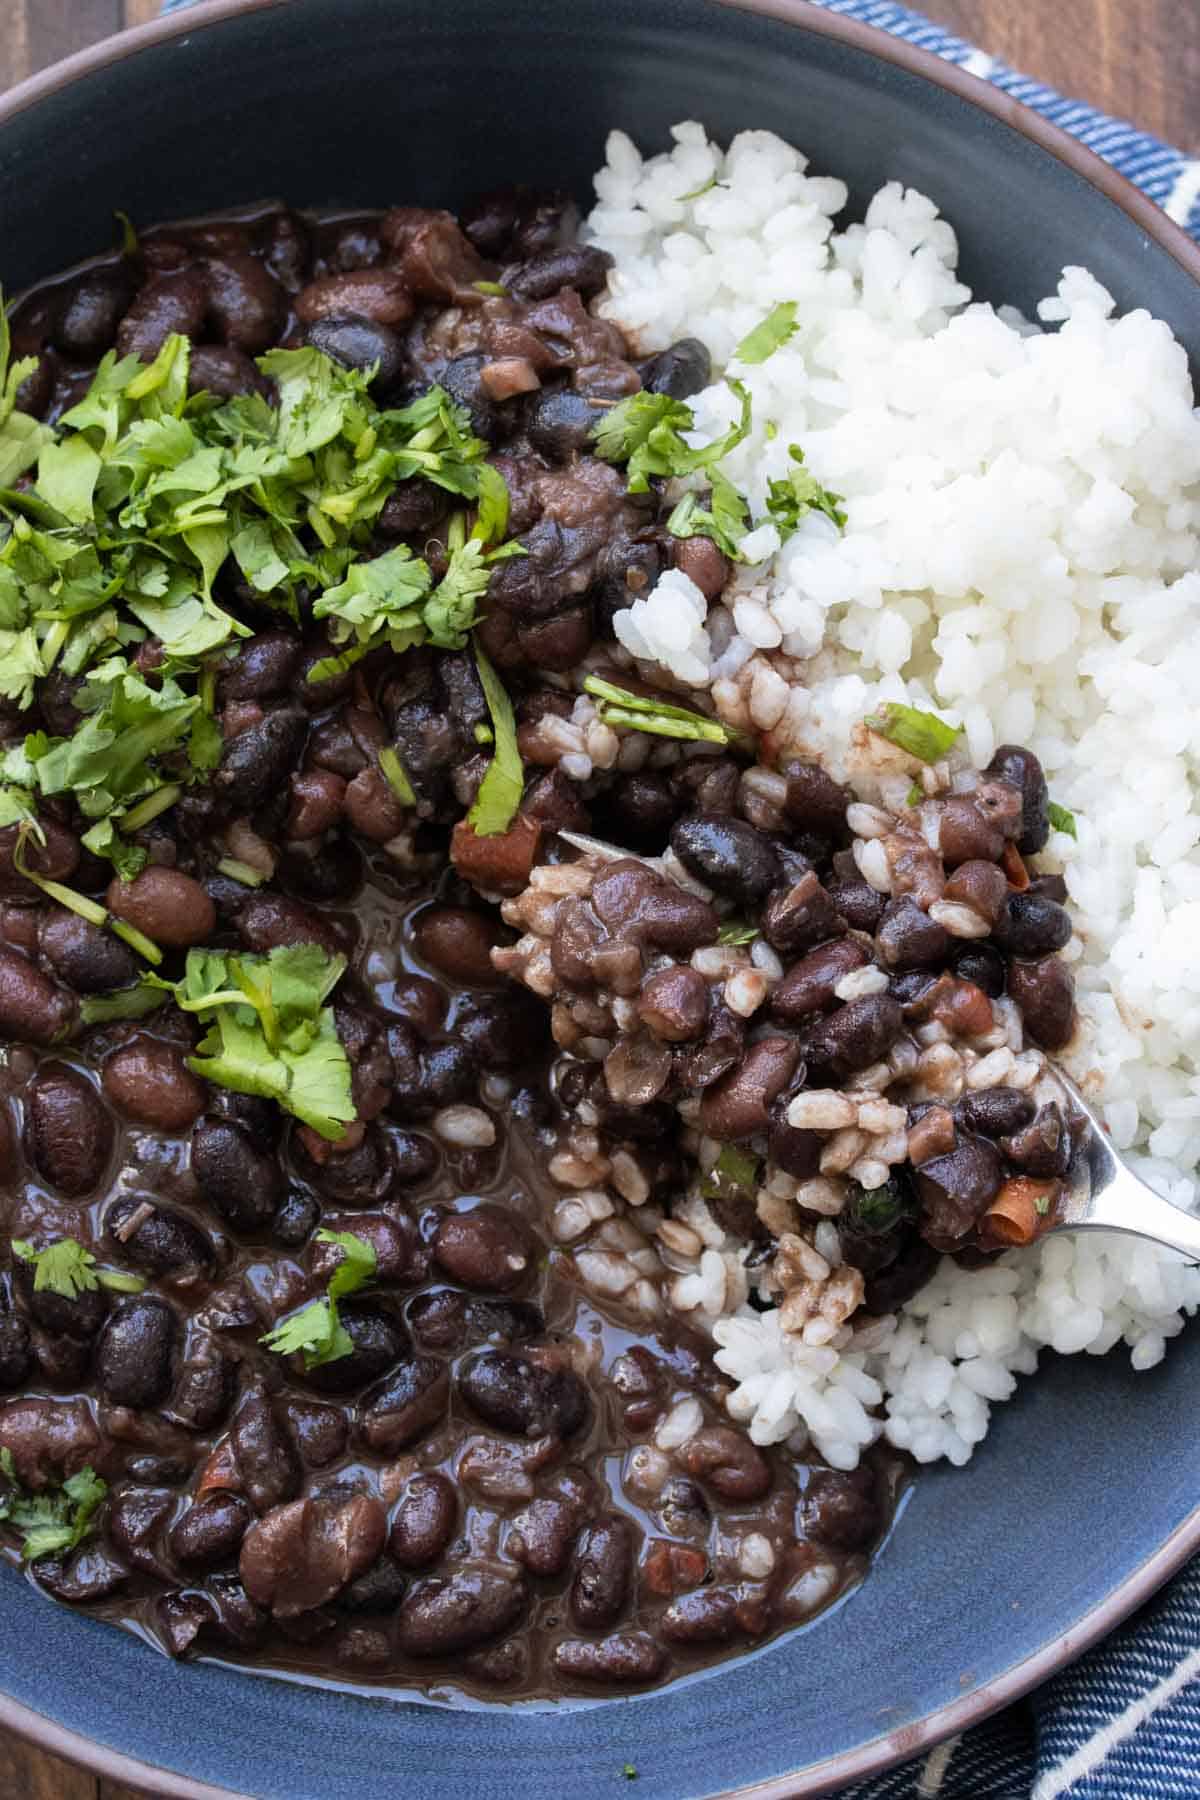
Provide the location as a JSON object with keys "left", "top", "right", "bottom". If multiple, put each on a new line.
{"left": 1033, "top": 1066, "right": 1200, "bottom": 1261}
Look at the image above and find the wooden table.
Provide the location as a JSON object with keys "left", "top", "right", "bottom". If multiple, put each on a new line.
{"left": 0, "top": 0, "right": 1196, "bottom": 1795}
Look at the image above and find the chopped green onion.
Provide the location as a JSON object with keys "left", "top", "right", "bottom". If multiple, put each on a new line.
{"left": 701, "top": 1143, "right": 761, "bottom": 1201}
{"left": 582, "top": 675, "right": 737, "bottom": 746}
{"left": 216, "top": 857, "right": 268, "bottom": 888}
{"left": 734, "top": 302, "right": 798, "bottom": 365}
{"left": 863, "top": 702, "right": 960, "bottom": 764}
{"left": 120, "top": 784, "right": 182, "bottom": 833}
{"left": 1047, "top": 801, "right": 1077, "bottom": 839}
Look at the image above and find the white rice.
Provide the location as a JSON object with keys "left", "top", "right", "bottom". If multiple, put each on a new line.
{"left": 584, "top": 121, "right": 1200, "bottom": 1467}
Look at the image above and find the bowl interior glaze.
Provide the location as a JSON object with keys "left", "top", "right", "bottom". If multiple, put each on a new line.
{"left": 0, "top": 3, "right": 1197, "bottom": 1796}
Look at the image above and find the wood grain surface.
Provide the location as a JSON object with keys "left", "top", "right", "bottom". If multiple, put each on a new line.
{"left": 0, "top": 1, "right": 1195, "bottom": 1796}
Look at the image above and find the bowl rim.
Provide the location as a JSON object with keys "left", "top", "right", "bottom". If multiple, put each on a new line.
{"left": 0, "top": 1, "right": 1198, "bottom": 1795}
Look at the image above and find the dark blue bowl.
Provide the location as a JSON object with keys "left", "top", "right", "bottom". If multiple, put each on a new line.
{"left": 1, "top": 3, "right": 1197, "bottom": 1793}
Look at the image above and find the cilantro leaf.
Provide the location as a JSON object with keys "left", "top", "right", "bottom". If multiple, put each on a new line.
{"left": 734, "top": 302, "right": 798, "bottom": 365}
{"left": 468, "top": 647, "right": 524, "bottom": 837}
{"left": 312, "top": 545, "right": 434, "bottom": 657}
{"left": 0, "top": 1450, "right": 108, "bottom": 1563}
{"left": 12, "top": 1236, "right": 144, "bottom": 1299}
{"left": 582, "top": 674, "right": 737, "bottom": 745}
{"left": 764, "top": 444, "right": 846, "bottom": 536}
{"left": 260, "top": 1228, "right": 377, "bottom": 1369}
{"left": 592, "top": 380, "right": 752, "bottom": 495}
{"left": 666, "top": 467, "right": 750, "bottom": 561}
{"left": 863, "top": 702, "right": 960, "bottom": 763}
{"left": 424, "top": 541, "right": 492, "bottom": 649}
{"left": 716, "top": 920, "right": 759, "bottom": 946}
{"left": 1048, "top": 801, "right": 1078, "bottom": 839}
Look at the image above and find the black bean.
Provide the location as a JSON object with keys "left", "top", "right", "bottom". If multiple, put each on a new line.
{"left": 108, "top": 1486, "right": 174, "bottom": 1577}
{"left": 525, "top": 385, "right": 596, "bottom": 461}
{"left": 570, "top": 1513, "right": 636, "bottom": 1630}
{"left": 804, "top": 1466, "right": 881, "bottom": 1551}
{"left": 660, "top": 1588, "right": 739, "bottom": 1644}
{"left": 171, "top": 1492, "right": 254, "bottom": 1570}
{"left": 862, "top": 1233, "right": 939, "bottom": 1315}
{"left": 191, "top": 1119, "right": 281, "bottom": 1231}
{"left": 204, "top": 252, "right": 284, "bottom": 352}
{"left": 52, "top": 262, "right": 138, "bottom": 358}
{"left": 106, "top": 1195, "right": 213, "bottom": 1277}
{"left": 278, "top": 837, "right": 364, "bottom": 905}
{"left": 378, "top": 477, "right": 449, "bottom": 537}
{"left": 458, "top": 1351, "right": 590, "bottom": 1439}
{"left": 554, "top": 1632, "right": 667, "bottom": 1684}
{"left": 638, "top": 965, "right": 709, "bottom": 1042}
{"left": 436, "top": 354, "right": 504, "bottom": 441}
{"left": 12, "top": 1252, "right": 108, "bottom": 1341}
{"left": 917, "top": 1138, "right": 1004, "bottom": 1245}
{"left": 769, "top": 938, "right": 870, "bottom": 1025}
{"left": 767, "top": 1109, "right": 821, "bottom": 1181}
{"left": 215, "top": 706, "right": 308, "bottom": 813}
{"left": 698, "top": 1037, "right": 802, "bottom": 1140}
{"left": 207, "top": 1089, "right": 280, "bottom": 1153}
{"left": 95, "top": 1297, "right": 177, "bottom": 1409}
{"left": 296, "top": 1128, "right": 393, "bottom": 1207}
{"left": 281, "top": 1398, "right": 348, "bottom": 1469}
{"left": 187, "top": 344, "right": 270, "bottom": 398}
{"left": 0, "top": 946, "right": 77, "bottom": 1045}
{"left": 507, "top": 1496, "right": 583, "bottom": 1576}
{"left": 452, "top": 989, "right": 547, "bottom": 1071}
{"left": 237, "top": 892, "right": 345, "bottom": 956}
{"left": 301, "top": 1306, "right": 406, "bottom": 1395}
{"left": 1007, "top": 955, "right": 1076, "bottom": 1050}
{"left": 952, "top": 941, "right": 1007, "bottom": 997}
{"left": 993, "top": 891, "right": 1073, "bottom": 957}
{"left": 396, "top": 1565, "right": 526, "bottom": 1657}
{"left": 39, "top": 908, "right": 140, "bottom": 995}
{"left": 168, "top": 1331, "right": 236, "bottom": 1432}
{"left": 219, "top": 631, "right": 304, "bottom": 703}
{"left": 388, "top": 1471, "right": 458, "bottom": 1569}
{"left": 35, "top": 1544, "right": 129, "bottom": 1606}
{"left": 1001, "top": 1103, "right": 1072, "bottom": 1176}
{"left": 302, "top": 314, "right": 405, "bottom": 387}
{"left": 356, "top": 1357, "right": 450, "bottom": 1453}
{"left": 116, "top": 267, "right": 209, "bottom": 358}
{"left": 24, "top": 1062, "right": 113, "bottom": 1197}
{"left": 102, "top": 1035, "right": 206, "bottom": 1133}
{"left": 230, "top": 1381, "right": 301, "bottom": 1514}
{"left": 985, "top": 745, "right": 1050, "bottom": 855}
{"left": 825, "top": 878, "right": 886, "bottom": 933}
{"left": 1028, "top": 872, "right": 1069, "bottom": 905}
{"left": 638, "top": 337, "right": 711, "bottom": 399}
{"left": 802, "top": 994, "right": 903, "bottom": 1081}
{"left": 590, "top": 771, "right": 680, "bottom": 851}
{"left": 953, "top": 1087, "right": 1036, "bottom": 1139}
{"left": 875, "top": 896, "right": 950, "bottom": 970}
{"left": 107, "top": 867, "right": 215, "bottom": 948}
{"left": 677, "top": 1426, "right": 772, "bottom": 1502}
{"left": 433, "top": 1208, "right": 532, "bottom": 1294}
{"left": 0, "top": 818, "right": 80, "bottom": 900}
{"left": 239, "top": 1493, "right": 387, "bottom": 1618}
{"left": 760, "top": 872, "right": 845, "bottom": 958}
{"left": 272, "top": 1186, "right": 321, "bottom": 1247}
{"left": 390, "top": 1129, "right": 439, "bottom": 1186}
{"left": 670, "top": 814, "right": 782, "bottom": 906}
{"left": 505, "top": 245, "right": 612, "bottom": 301}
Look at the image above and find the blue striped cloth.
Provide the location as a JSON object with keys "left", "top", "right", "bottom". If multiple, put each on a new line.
{"left": 161, "top": 0, "right": 1200, "bottom": 1794}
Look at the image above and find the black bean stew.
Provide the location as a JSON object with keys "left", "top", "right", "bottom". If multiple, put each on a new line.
{"left": 0, "top": 187, "right": 1076, "bottom": 1697}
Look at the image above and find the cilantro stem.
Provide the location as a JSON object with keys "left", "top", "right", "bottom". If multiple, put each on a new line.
{"left": 378, "top": 748, "right": 416, "bottom": 807}
{"left": 122, "top": 783, "right": 181, "bottom": 832}
{"left": 216, "top": 857, "right": 268, "bottom": 888}
{"left": 13, "top": 825, "right": 163, "bottom": 966}
{"left": 40, "top": 619, "right": 70, "bottom": 672}
{"left": 109, "top": 920, "right": 164, "bottom": 964}
{"left": 198, "top": 667, "right": 216, "bottom": 714}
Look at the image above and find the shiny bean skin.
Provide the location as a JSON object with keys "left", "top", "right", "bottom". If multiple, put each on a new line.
{"left": 102, "top": 1035, "right": 207, "bottom": 1132}
{"left": 191, "top": 1119, "right": 281, "bottom": 1231}
{"left": 0, "top": 945, "right": 76, "bottom": 1045}
{"left": 458, "top": 1351, "right": 590, "bottom": 1439}
{"left": 304, "top": 316, "right": 405, "bottom": 387}
{"left": 170, "top": 1492, "right": 253, "bottom": 1570}
{"left": 677, "top": 1427, "right": 772, "bottom": 1502}
{"left": 769, "top": 938, "right": 869, "bottom": 1025}
{"left": 230, "top": 1382, "right": 302, "bottom": 1514}
{"left": 570, "top": 1513, "right": 636, "bottom": 1630}
{"left": 388, "top": 1472, "right": 458, "bottom": 1569}
{"left": 670, "top": 815, "right": 782, "bottom": 906}
{"left": 95, "top": 1297, "right": 177, "bottom": 1409}
{"left": 52, "top": 262, "right": 138, "bottom": 358}
{"left": 300, "top": 1307, "right": 406, "bottom": 1395}
{"left": 507, "top": 1497, "right": 582, "bottom": 1577}
{"left": 413, "top": 906, "right": 501, "bottom": 986}
{"left": 106, "top": 868, "right": 215, "bottom": 948}
{"left": 24, "top": 1062, "right": 114, "bottom": 1197}
{"left": 187, "top": 344, "right": 269, "bottom": 398}
{"left": 1007, "top": 955, "right": 1076, "bottom": 1050}
{"left": 356, "top": 1358, "right": 450, "bottom": 1454}
{"left": 395, "top": 1565, "right": 526, "bottom": 1657}
{"left": 659, "top": 1588, "right": 739, "bottom": 1645}
{"left": 295, "top": 270, "right": 414, "bottom": 327}
{"left": 116, "top": 268, "right": 209, "bottom": 358}
{"left": 203, "top": 253, "right": 284, "bottom": 351}
{"left": 239, "top": 1494, "right": 387, "bottom": 1617}
{"left": 0, "top": 818, "right": 80, "bottom": 900}
{"left": 105, "top": 1194, "right": 213, "bottom": 1278}
{"left": 553, "top": 1633, "right": 667, "bottom": 1684}
{"left": 698, "top": 1037, "right": 801, "bottom": 1141}
{"left": 433, "top": 1208, "right": 532, "bottom": 1293}
{"left": 39, "top": 909, "right": 139, "bottom": 994}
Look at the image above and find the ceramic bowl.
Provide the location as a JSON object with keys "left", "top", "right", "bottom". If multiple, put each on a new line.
{"left": 0, "top": 3, "right": 1197, "bottom": 1794}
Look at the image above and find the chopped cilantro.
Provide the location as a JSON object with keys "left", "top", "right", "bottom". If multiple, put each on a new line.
{"left": 378, "top": 747, "right": 416, "bottom": 807}
{"left": 175, "top": 945, "right": 354, "bottom": 1141}
{"left": 764, "top": 444, "right": 846, "bottom": 536}
{"left": 701, "top": 1143, "right": 761, "bottom": 1200}
{"left": 906, "top": 780, "right": 924, "bottom": 807}
{"left": 845, "top": 1175, "right": 912, "bottom": 1235}
{"left": 621, "top": 1766, "right": 638, "bottom": 1782}
{"left": 582, "top": 674, "right": 737, "bottom": 746}
{"left": 468, "top": 647, "right": 524, "bottom": 837}
{"left": 677, "top": 174, "right": 719, "bottom": 201}
{"left": 864, "top": 702, "right": 960, "bottom": 763}
{"left": 12, "top": 1237, "right": 144, "bottom": 1299}
{"left": 0, "top": 1448, "right": 108, "bottom": 1563}
{"left": 472, "top": 280, "right": 509, "bottom": 298}
{"left": 717, "top": 920, "right": 759, "bottom": 946}
{"left": 734, "top": 302, "right": 799, "bottom": 365}
{"left": 666, "top": 467, "right": 750, "bottom": 561}
{"left": 1048, "top": 801, "right": 1078, "bottom": 839}
{"left": 261, "top": 1228, "right": 377, "bottom": 1369}
{"left": 591, "top": 379, "right": 752, "bottom": 495}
